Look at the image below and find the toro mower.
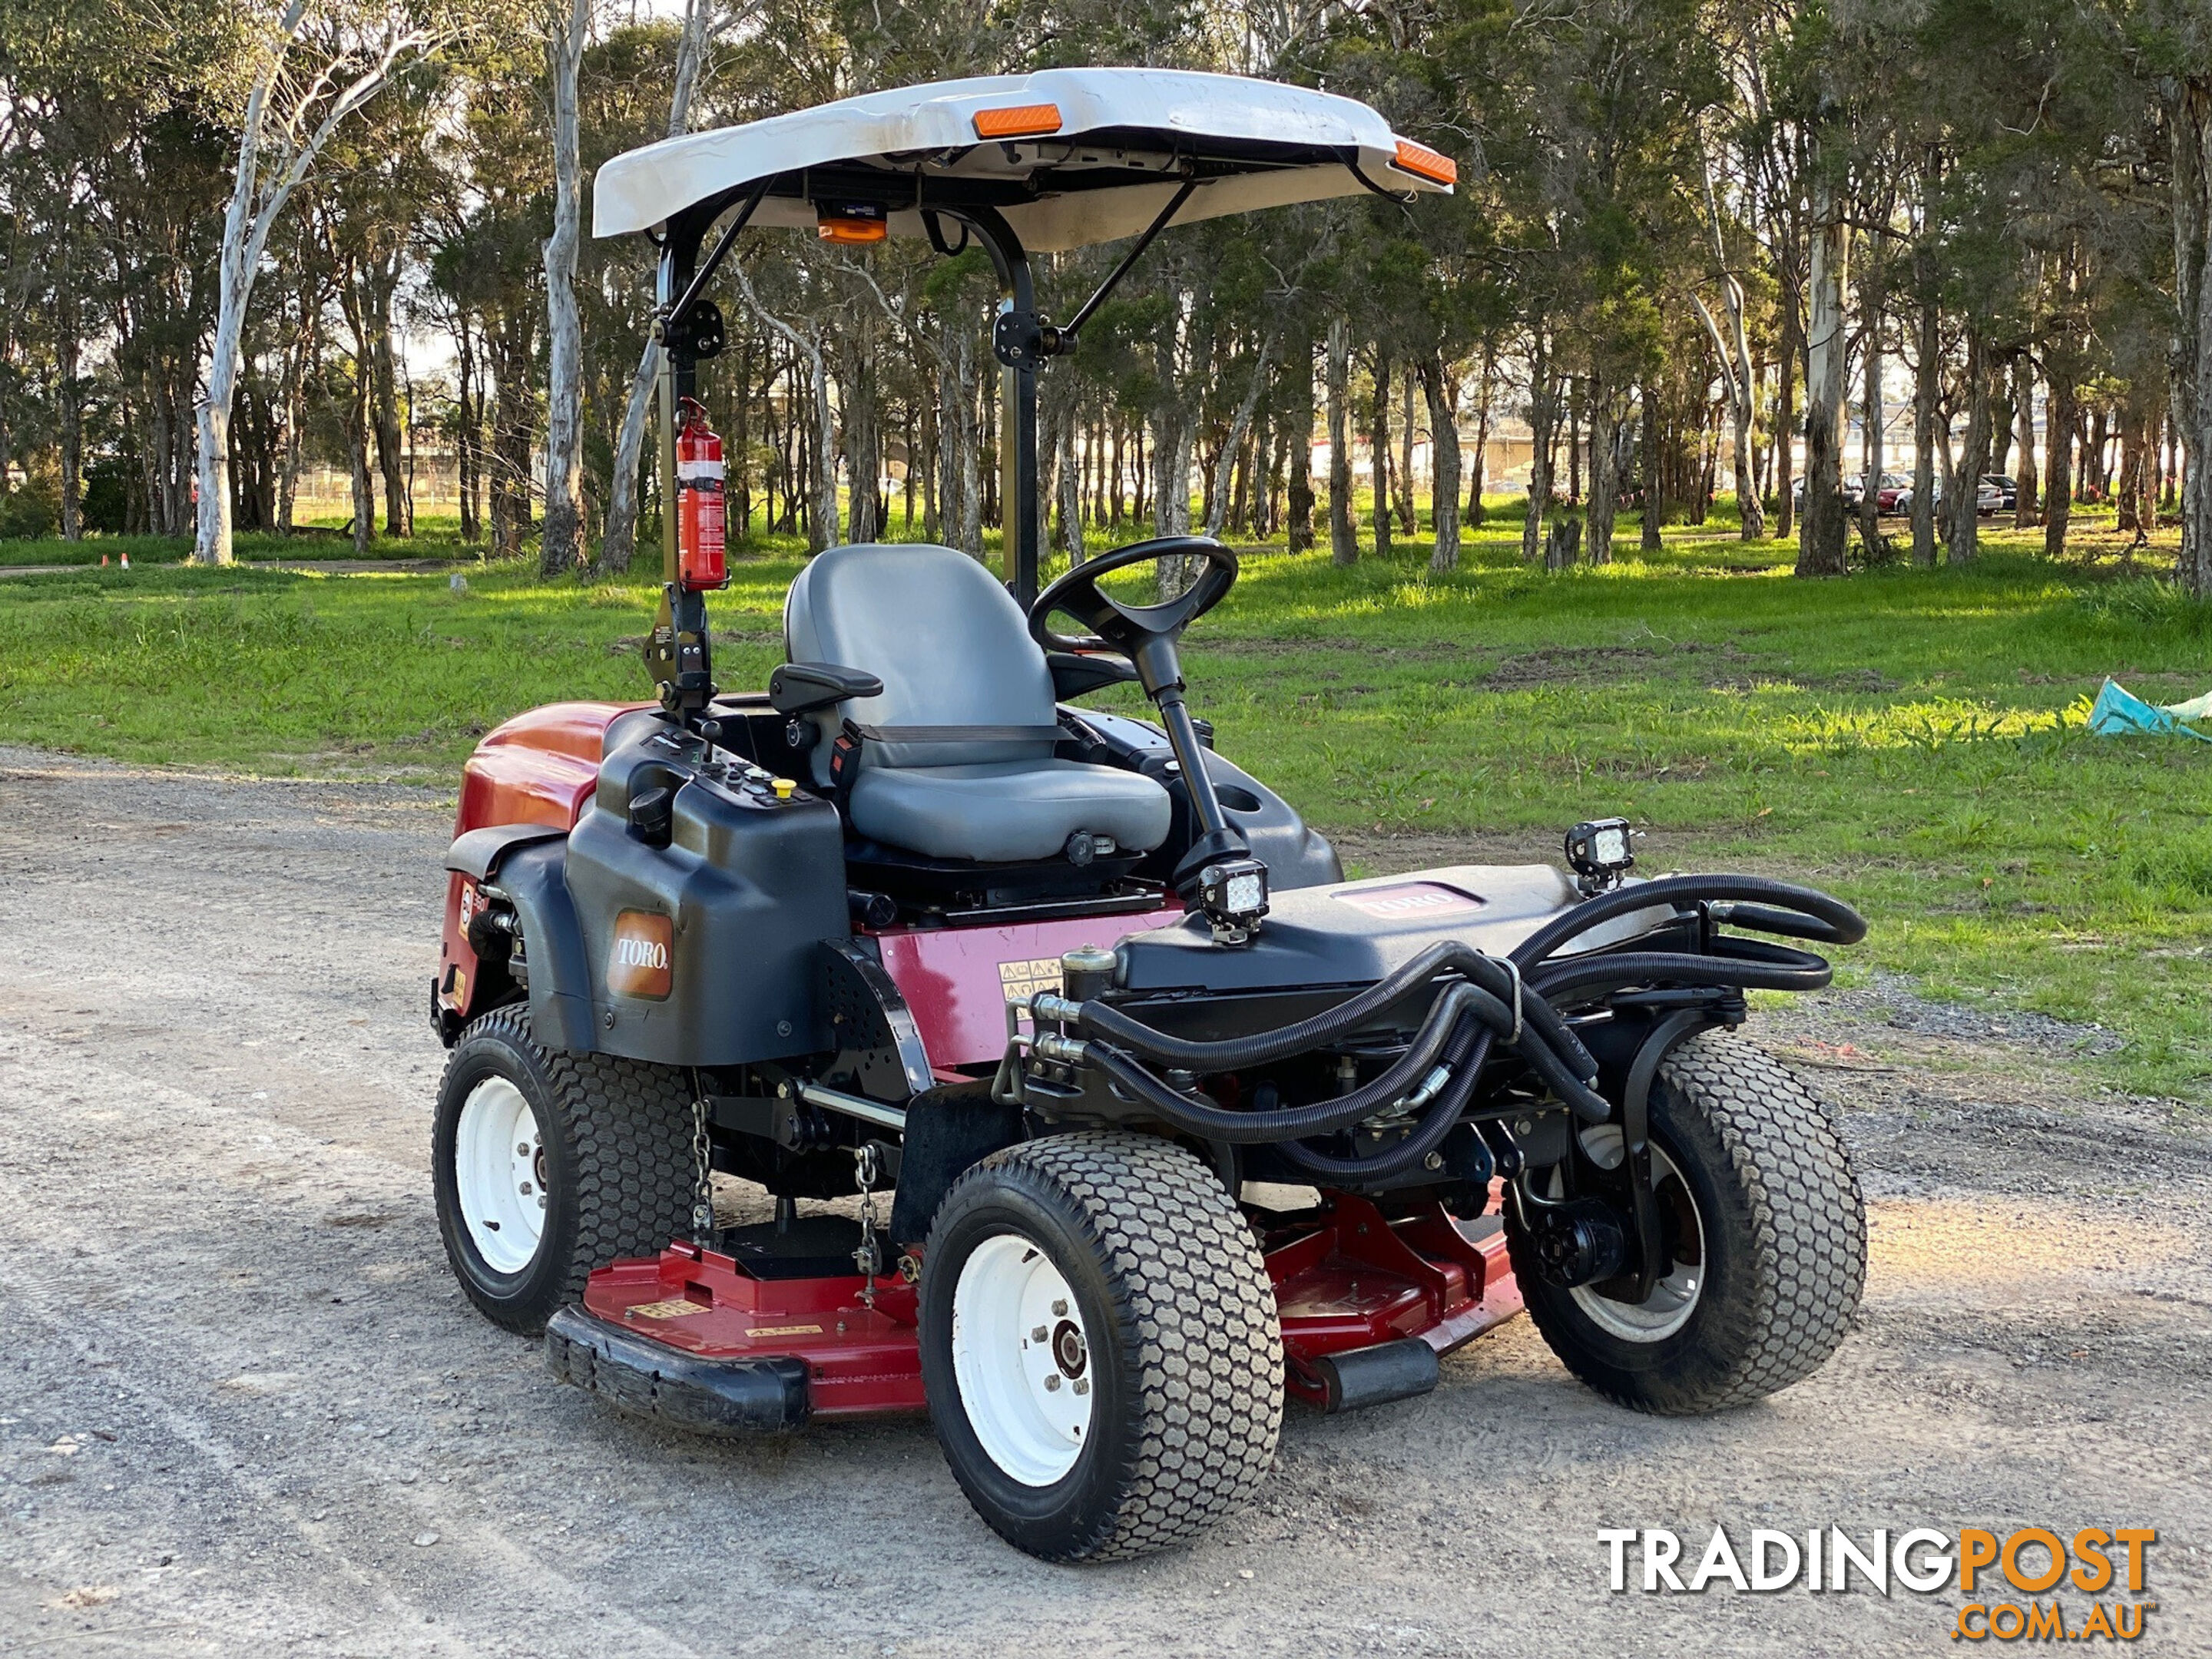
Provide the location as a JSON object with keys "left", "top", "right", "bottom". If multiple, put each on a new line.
{"left": 430, "top": 68, "right": 1869, "bottom": 1563}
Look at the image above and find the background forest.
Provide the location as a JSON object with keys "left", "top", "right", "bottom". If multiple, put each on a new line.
{"left": 0, "top": 0, "right": 2206, "bottom": 587}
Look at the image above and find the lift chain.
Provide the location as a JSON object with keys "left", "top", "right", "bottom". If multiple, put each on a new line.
{"left": 853, "top": 1143, "right": 882, "bottom": 1308}
{"left": 689, "top": 1081, "right": 714, "bottom": 1246}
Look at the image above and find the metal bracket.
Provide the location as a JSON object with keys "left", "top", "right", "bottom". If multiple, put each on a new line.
{"left": 1619, "top": 1008, "right": 1717, "bottom": 1302}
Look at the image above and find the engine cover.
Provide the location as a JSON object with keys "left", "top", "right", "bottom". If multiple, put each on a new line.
{"left": 1113, "top": 865, "right": 1664, "bottom": 996}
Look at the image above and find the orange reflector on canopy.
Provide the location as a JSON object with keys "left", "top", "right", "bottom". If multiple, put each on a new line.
{"left": 1392, "top": 139, "right": 1456, "bottom": 186}
{"left": 973, "top": 103, "right": 1063, "bottom": 140}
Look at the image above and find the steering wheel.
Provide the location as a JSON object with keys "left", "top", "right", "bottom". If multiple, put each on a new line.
{"left": 1028, "top": 536, "right": 1239, "bottom": 657}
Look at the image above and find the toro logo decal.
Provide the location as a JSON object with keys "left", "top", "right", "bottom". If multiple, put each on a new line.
{"left": 1332, "top": 882, "right": 1485, "bottom": 920}
{"left": 608, "top": 909, "right": 674, "bottom": 1001}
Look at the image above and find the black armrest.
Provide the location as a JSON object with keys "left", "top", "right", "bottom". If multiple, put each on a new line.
{"left": 1048, "top": 651, "right": 1140, "bottom": 700}
{"left": 770, "top": 661, "right": 884, "bottom": 717}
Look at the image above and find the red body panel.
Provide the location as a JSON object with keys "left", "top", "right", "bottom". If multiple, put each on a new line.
{"left": 581, "top": 1195, "right": 1520, "bottom": 1418}
{"left": 439, "top": 701, "right": 640, "bottom": 1025}
{"left": 872, "top": 906, "right": 1186, "bottom": 1075}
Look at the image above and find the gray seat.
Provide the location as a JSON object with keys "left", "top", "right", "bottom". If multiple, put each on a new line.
{"left": 784, "top": 543, "right": 1171, "bottom": 863}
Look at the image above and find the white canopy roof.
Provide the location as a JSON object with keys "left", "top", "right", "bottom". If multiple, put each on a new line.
{"left": 591, "top": 68, "right": 1454, "bottom": 253}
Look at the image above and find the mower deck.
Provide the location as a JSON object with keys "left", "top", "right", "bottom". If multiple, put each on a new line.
{"left": 550, "top": 1193, "right": 1520, "bottom": 1432}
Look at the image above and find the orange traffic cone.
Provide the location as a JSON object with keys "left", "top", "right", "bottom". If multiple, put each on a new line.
{"left": 101, "top": 553, "right": 108, "bottom": 566}
{"left": 120, "top": 552, "right": 131, "bottom": 571}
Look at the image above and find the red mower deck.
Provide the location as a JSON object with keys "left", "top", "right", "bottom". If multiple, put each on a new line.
{"left": 548, "top": 1191, "right": 1519, "bottom": 1432}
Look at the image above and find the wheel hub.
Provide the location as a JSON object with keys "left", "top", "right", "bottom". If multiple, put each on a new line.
{"left": 455, "top": 1076, "right": 547, "bottom": 1276}
{"left": 950, "top": 1234, "right": 1095, "bottom": 1486}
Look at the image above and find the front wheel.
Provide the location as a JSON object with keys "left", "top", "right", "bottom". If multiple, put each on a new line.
{"left": 432, "top": 1004, "right": 696, "bottom": 1333}
{"left": 1508, "top": 1030, "right": 1866, "bottom": 1413}
{"left": 920, "top": 1131, "right": 1283, "bottom": 1561}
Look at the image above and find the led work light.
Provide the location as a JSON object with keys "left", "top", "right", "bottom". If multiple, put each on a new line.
{"left": 1565, "top": 817, "right": 1641, "bottom": 894}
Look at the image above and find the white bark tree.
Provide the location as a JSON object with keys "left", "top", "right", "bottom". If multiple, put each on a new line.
{"left": 538, "top": 0, "right": 592, "bottom": 575}
{"left": 1694, "top": 143, "right": 1765, "bottom": 541}
{"left": 731, "top": 261, "right": 840, "bottom": 550}
{"left": 194, "top": 0, "right": 440, "bottom": 565}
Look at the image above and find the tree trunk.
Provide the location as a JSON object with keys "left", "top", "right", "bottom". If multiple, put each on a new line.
{"left": 1640, "top": 384, "right": 1662, "bottom": 553}
{"left": 1396, "top": 369, "right": 1418, "bottom": 534}
{"left": 1522, "top": 326, "right": 1553, "bottom": 563}
{"left": 1584, "top": 375, "right": 1621, "bottom": 565}
{"left": 368, "top": 260, "right": 407, "bottom": 536}
{"left": 1422, "top": 352, "right": 1462, "bottom": 571}
{"left": 2013, "top": 355, "right": 2039, "bottom": 528}
{"left": 57, "top": 277, "right": 82, "bottom": 540}
{"left": 1948, "top": 325, "right": 1992, "bottom": 561}
{"left": 1467, "top": 340, "right": 1494, "bottom": 527}
{"left": 538, "top": 0, "right": 591, "bottom": 575}
{"left": 1369, "top": 354, "right": 1392, "bottom": 558}
{"left": 2169, "top": 75, "right": 2212, "bottom": 595}
{"left": 1326, "top": 317, "right": 1356, "bottom": 564}
{"left": 1796, "top": 165, "right": 1849, "bottom": 578}
{"left": 1857, "top": 264, "right": 1883, "bottom": 556}
{"left": 1286, "top": 331, "right": 1316, "bottom": 552}
{"left": 2045, "top": 366, "right": 2077, "bottom": 559}
{"left": 1775, "top": 305, "right": 1798, "bottom": 541}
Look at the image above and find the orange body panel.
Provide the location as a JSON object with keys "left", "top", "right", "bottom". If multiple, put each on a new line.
{"left": 438, "top": 701, "right": 644, "bottom": 1027}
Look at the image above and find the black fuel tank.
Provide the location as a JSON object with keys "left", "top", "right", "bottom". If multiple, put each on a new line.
{"left": 562, "top": 720, "right": 847, "bottom": 1065}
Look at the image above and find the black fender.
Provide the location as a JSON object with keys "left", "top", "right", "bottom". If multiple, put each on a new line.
{"left": 487, "top": 839, "right": 600, "bottom": 1057}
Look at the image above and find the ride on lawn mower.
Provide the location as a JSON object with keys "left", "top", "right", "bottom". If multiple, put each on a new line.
{"left": 430, "top": 68, "right": 1869, "bottom": 1562}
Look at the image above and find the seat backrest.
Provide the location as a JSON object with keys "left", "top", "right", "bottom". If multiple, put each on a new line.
{"left": 783, "top": 542, "right": 1061, "bottom": 777}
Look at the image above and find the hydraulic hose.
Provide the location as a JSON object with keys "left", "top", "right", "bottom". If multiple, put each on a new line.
{"left": 1086, "top": 982, "right": 1483, "bottom": 1144}
{"left": 1086, "top": 977, "right": 1611, "bottom": 1143}
{"left": 1508, "top": 873, "right": 1866, "bottom": 972}
{"left": 1276, "top": 1029, "right": 1496, "bottom": 1183}
{"left": 1528, "top": 935, "right": 1836, "bottom": 1002}
{"left": 1077, "top": 939, "right": 1597, "bottom": 1081}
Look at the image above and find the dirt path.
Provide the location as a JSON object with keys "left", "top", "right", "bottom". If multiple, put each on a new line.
{"left": 2, "top": 752, "right": 2205, "bottom": 1657}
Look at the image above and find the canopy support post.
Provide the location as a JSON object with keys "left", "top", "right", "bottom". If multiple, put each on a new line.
{"left": 962, "top": 207, "right": 1043, "bottom": 608}
{"left": 647, "top": 224, "right": 715, "bottom": 717}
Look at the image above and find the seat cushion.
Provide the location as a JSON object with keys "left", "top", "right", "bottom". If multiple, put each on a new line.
{"left": 848, "top": 760, "right": 1172, "bottom": 864}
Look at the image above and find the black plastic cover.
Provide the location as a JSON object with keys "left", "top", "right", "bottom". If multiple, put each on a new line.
{"left": 562, "top": 718, "right": 849, "bottom": 1065}
{"left": 546, "top": 1306, "right": 810, "bottom": 1433}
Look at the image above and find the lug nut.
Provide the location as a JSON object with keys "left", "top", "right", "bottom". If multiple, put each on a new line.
{"left": 517, "top": 1142, "right": 530, "bottom": 1156}
{"left": 1044, "top": 1375, "right": 1061, "bottom": 1392}
{"left": 1031, "top": 1325, "right": 1048, "bottom": 1343}
{"left": 519, "top": 1182, "right": 532, "bottom": 1195}
{"left": 1051, "top": 1300, "right": 1068, "bottom": 1317}
{"left": 1072, "top": 1378, "right": 1089, "bottom": 1396}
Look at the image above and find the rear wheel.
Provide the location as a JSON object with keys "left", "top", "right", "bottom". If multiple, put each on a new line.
{"left": 1508, "top": 1030, "right": 1866, "bottom": 1413}
{"left": 433, "top": 1004, "right": 695, "bottom": 1333}
{"left": 920, "top": 1131, "right": 1283, "bottom": 1561}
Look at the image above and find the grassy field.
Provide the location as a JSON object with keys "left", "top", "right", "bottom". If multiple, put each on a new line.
{"left": 3, "top": 506, "right": 2209, "bottom": 1101}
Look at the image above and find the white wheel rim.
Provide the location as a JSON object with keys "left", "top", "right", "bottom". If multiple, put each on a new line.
{"left": 455, "top": 1076, "right": 547, "bottom": 1276}
{"left": 1565, "top": 1126, "right": 1706, "bottom": 1343}
{"left": 951, "top": 1233, "right": 1094, "bottom": 1487}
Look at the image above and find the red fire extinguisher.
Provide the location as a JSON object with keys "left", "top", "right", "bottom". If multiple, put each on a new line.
{"left": 675, "top": 396, "right": 728, "bottom": 591}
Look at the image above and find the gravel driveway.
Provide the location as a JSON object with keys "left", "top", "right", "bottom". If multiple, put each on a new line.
{"left": 2, "top": 750, "right": 2205, "bottom": 1656}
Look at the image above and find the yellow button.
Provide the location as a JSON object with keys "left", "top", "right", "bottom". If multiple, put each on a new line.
{"left": 772, "top": 777, "right": 796, "bottom": 800}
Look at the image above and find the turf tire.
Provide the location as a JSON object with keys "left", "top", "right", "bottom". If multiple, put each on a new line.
{"left": 1508, "top": 1029, "right": 1866, "bottom": 1413}
{"left": 433, "top": 1002, "right": 695, "bottom": 1334}
{"left": 920, "top": 1131, "right": 1283, "bottom": 1561}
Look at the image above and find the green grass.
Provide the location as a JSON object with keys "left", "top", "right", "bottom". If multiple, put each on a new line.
{"left": 3, "top": 505, "right": 2209, "bottom": 1100}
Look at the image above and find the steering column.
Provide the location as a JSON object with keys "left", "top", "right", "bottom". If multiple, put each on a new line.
{"left": 1028, "top": 537, "right": 1270, "bottom": 941}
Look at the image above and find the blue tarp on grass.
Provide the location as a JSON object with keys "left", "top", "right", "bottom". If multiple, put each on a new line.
{"left": 2089, "top": 678, "right": 2212, "bottom": 743}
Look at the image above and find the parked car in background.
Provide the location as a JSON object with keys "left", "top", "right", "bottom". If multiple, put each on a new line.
{"left": 1793, "top": 475, "right": 1871, "bottom": 514}
{"left": 1893, "top": 477, "right": 2002, "bottom": 518}
{"left": 1985, "top": 475, "right": 2017, "bottom": 512}
{"left": 1875, "top": 474, "right": 1910, "bottom": 514}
